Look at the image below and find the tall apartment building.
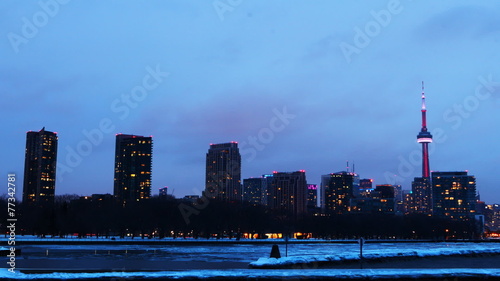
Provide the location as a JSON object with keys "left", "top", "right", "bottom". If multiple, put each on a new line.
{"left": 432, "top": 171, "right": 477, "bottom": 220}
{"left": 268, "top": 171, "right": 307, "bottom": 216}
{"left": 113, "top": 134, "right": 152, "bottom": 205}
{"left": 23, "top": 127, "right": 58, "bottom": 204}
{"left": 205, "top": 142, "right": 241, "bottom": 202}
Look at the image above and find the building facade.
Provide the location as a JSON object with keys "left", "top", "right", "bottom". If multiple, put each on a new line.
{"left": 359, "top": 178, "right": 374, "bottom": 196}
{"left": 205, "top": 142, "right": 241, "bottom": 202}
{"left": 321, "top": 172, "right": 354, "bottom": 214}
{"left": 159, "top": 187, "right": 169, "bottom": 199}
{"left": 243, "top": 177, "right": 265, "bottom": 206}
{"left": 242, "top": 174, "right": 273, "bottom": 206}
{"left": 113, "top": 134, "right": 152, "bottom": 205}
{"left": 410, "top": 177, "right": 432, "bottom": 214}
{"left": 23, "top": 127, "right": 58, "bottom": 204}
{"left": 307, "top": 184, "right": 318, "bottom": 210}
{"left": 268, "top": 171, "right": 307, "bottom": 216}
{"left": 432, "top": 171, "right": 477, "bottom": 220}
{"left": 351, "top": 184, "right": 396, "bottom": 214}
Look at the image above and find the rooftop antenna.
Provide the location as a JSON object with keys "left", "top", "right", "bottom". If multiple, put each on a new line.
{"left": 346, "top": 161, "right": 349, "bottom": 173}
{"left": 421, "top": 81, "right": 427, "bottom": 118}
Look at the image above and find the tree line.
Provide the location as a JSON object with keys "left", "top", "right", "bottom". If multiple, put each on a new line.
{"left": 0, "top": 194, "right": 480, "bottom": 240}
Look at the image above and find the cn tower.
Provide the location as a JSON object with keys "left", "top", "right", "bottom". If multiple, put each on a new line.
{"left": 416, "top": 82, "right": 432, "bottom": 178}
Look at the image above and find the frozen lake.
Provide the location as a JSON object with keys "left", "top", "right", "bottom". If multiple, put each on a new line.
{"left": 13, "top": 241, "right": 500, "bottom": 264}
{"left": 3, "top": 241, "right": 500, "bottom": 280}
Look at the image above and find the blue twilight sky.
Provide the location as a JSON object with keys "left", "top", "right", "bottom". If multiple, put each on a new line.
{"left": 1, "top": 0, "right": 500, "bottom": 203}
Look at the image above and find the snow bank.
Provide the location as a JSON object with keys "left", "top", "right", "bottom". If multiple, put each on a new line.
{"left": 250, "top": 247, "right": 500, "bottom": 268}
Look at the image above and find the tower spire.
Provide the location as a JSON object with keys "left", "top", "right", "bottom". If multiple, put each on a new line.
{"left": 421, "top": 81, "right": 426, "bottom": 109}
{"left": 421, "top": 81, "right": 427, "bottom": 130}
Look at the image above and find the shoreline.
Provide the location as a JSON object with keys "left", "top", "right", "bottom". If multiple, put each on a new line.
{"left": 2, "top": 237, "right": 499, "bottom": 245}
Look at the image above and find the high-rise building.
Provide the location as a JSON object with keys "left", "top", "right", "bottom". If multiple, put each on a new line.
{"left": 113, "top": 134, "right": 152, "bottom": 205}
{"left": 403, "top": 190, "right": 413, "bottom": 214}
{"left": 242, "top": 174, "right": 273, "bottom": 206}
{"left": 374, "top": 184, "right": 396, "bottom": 213}
{"left": 23, "top": 127, "right": 58, "bottom": 204}
{"left": 242, "top": 177, "right": 266, "bottom": 206}
{"left": 359, "top": 179, "right": 373, "bottom": 191}
{"left": 307, "top": 184, "right": 318, "bottom": 210}
{"left": 375, "top": 184, "right": 395, "bottom": 199}
{"left": 321, "top": 172, "right": 355, "bottom": 214}
{"left": 485, "top": 204, "right": 500, "bottom": 232}
{"left": 351, "top": 184, "right": 396, "bottom": 214}
{"left": 410, "top": 177, "right": 432, "bottom": 214}
{"left": 268, "top": 171, "right": 307, "bottom": 216}
{"left": 432, "top": 171, "right": 477, "bottom": 220}
{"left": 392, "top": 185, "right": 405, "bottom": 214}
{"left": 159, "top": 187, "right": 169, "bottom": 199}
{"left": 261, "top": 174, "right": 273, "bottom": 206}
{"left": 411, "top": 83, "right": 433, "bottom": 214}
{"left": 205, "top": 142, "right": 241, "bottom": 202}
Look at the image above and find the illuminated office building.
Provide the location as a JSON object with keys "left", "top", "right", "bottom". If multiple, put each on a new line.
{"left": 205, "top": 142, "right": 241, "bottom": 202}
{"left": 321, "top": 172, "right": 355, "bottom": 214}
{"left": 432, "top": 171, "right": 477, "bottom": 220}
{"left": 23, "top": 127, "right": 58, "bottom": 204}
{"left": 113, "top": 134, "right": 152, "bottom": 205}
{"left": 268, "top": 171, "right": 307, "bottom": 216}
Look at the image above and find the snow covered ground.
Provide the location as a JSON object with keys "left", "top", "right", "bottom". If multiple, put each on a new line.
{"left": 251, "top": 242, "right": 500, "bottom": 268}
{"left": 1, "top": 268, "right": 500, "bottom": 280}
{"left": 15, "top": 241, "right": 500, "bottom": 264}
{"left": 3, "top": 241, "right": 500, "bottom": 280}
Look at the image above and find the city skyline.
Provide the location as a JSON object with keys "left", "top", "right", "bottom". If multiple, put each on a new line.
{"left": 9, "top": 85, "right": 500, "bottom": 203}
{"left": 16, "top": 126, "right": 487, "bottom": 207}
{"left": 3, "top": 1, "right": 500, "bottom": 204}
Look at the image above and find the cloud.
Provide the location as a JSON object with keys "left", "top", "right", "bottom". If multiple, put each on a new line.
{"left": 415, "top": 5, "right": 500, "bottom": 42}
